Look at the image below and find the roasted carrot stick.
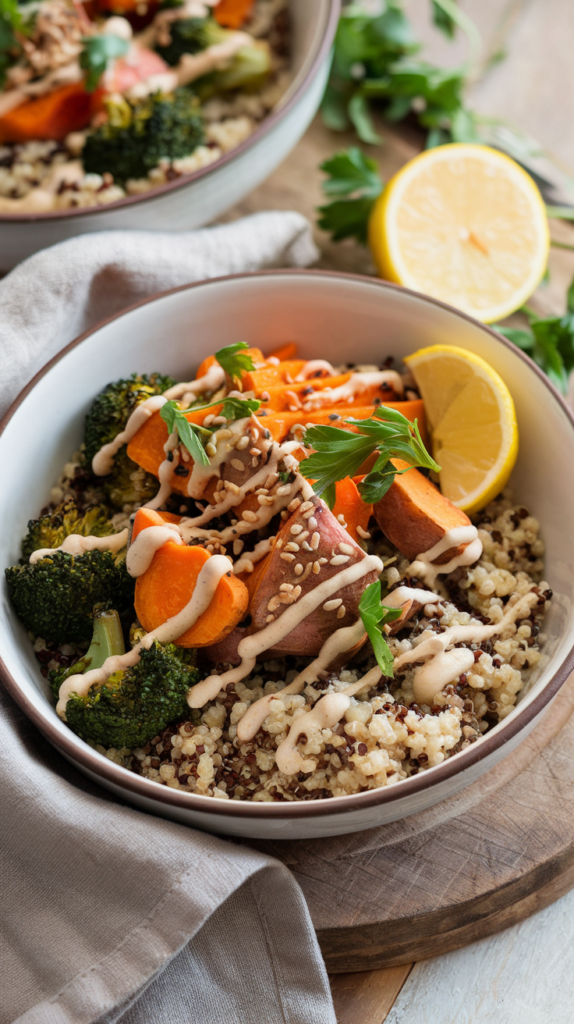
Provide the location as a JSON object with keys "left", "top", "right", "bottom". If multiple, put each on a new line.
{"left": 0, "top": 82, "right": 99, "bottom": 144}
{"left": 332, "top": 477, "right": 373, "bottom": 544}
{"left": 214, "top": 0, "right": 255, "bottom": 28}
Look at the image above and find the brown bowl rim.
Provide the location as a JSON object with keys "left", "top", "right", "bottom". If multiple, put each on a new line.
{"left": 1, "top": 268, "right": 573, "bottom": 821}
{"left": 0, "top": 0, "right": 340, "bottom": 224}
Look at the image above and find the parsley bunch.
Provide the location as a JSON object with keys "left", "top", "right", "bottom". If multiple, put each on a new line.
{"left": 496, "top": 274, "right": 574, "bottom": 395}
{"left": 0, "top": 0, "right": 23, "bottom": 87}
{"left": 359, "top": 580, "right": 402, "bottom": 676}
{"left": 317, "top": 147, "right": 384, "bottom": 243}
{"left": 322, "top": 1, "right": 479, "bottom": 150}
{"left": 301, "top": 405, "right": 440, "bottom": 507}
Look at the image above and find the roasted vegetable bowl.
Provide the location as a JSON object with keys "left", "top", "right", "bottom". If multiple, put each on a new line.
{"left": 2, "top": 271, "right": 572, "bottom": 839}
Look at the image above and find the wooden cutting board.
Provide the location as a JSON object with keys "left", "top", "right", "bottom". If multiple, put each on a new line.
{"left": 225, "top": 113, "right": 574, "bottom": 977}
{"left": 248, "top": 671, "right": 574, "bottom": 973}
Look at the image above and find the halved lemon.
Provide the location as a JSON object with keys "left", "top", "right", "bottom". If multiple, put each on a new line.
{"left": 404, "top": 344, "right": 518, "bottom": 514}
{"left": 369, "top": 144, "right": 549, "bottom": 323}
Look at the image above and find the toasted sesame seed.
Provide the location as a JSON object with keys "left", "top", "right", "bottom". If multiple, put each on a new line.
{"left": 288, "top": 498, "right": 302, "bottom": 512}
{"left": 266, "top": 614, "right": 275, "bottom": 624}
{"left": 330, "top": 555, "right": 350, "bottom": 566}
{"left": 264, "top": 473, "right": 278, "bottom": 489}
{"left": 250, "top": 448, "right": 260, "bottom": 457}
{"left": 285, "top": 542, "right": 300, "bottom": 552}
{"left": 251, "top": 457, "right": 259, "bottom": 468}
{"left": 294, "top": 563, "right": 304, "bottom": 575}
{"left": 267, "top": 595, "right": 282, "bottom": 611}
{"left": 292, "top": 585, "right": 302, "bottom": 598}
{"left": 279, "top": 592, "right": 296, "bottom": 604}
{"left": 302, "top": 509, "right": 315, "bottom": 520}
{"left": 255, "top": 487, "right": 269, "bottom": 495}
{"left": 337, "top": 514, "right": 347, "bottom": 526}
{"left": 206, "top": 443, "right": 217, "bottom": 457}
{"left": 312, "top": 561, "right": 321, "bottom": 574}
{"left": 337, "top": 605, "right": 346, "bottom": 619}
{"left": 258, "top": 495, "right": 275, "bottom": 506}
{"left": 240, "top": 559, "right": 254, "bottom": 573}
{"left": 216, "top": 428, "right": 233, "bottom": 440}
{"left": 339, "top": 543, "right": 355, "bottom": 555}
{"left": 280, "top": 583, "right": 294, "bottom": 592}
{"left": 310, "top": 532, "right": 320, "bottom": 550}
{"left": 301, "top": 562, "right": 313, "bottom": 581}
{"left": 300, "top": 501, "right": 314, "bottom": 512}
{"left": 276, "top": 484, "right": 292, "bottom": 496}
{"left": 318, "top": 557, "right": 328, "bottom": 565}
{"left": 280, "top": 552, "right": 296, "bottom": 562}
{"left": 203, "top": 414, "right": 215, "bottom": 427}
{"left": 301, "top": 541, "right": 313, "bottom": 552}
{"left": 323, "top": 598, "right": 343, "bottom": 611}
{"left": 242, "top": 510, "right": 259, "bottom": 523}
{"left": 212, "top": 416, "right": 226, "bottom": 425}
{"left": 233, "top": 539, "right": 244, "bottom": 555}
{"left": 276, "top": 538, "right": 283, "bottom": 549}
{"left": 307, "top": 516, "right": 318, "bottom": 529}
{"left": 236, "top": 436, "right": 249, "bottom": 450}
{"left": 356, "top": 526, "right": 371, "bottom": 540}
{"left": 290, "top": 524, "right": 304, "bottom": 535}
{"left": 231, "top": 458, "right": 245, "bottom": 472}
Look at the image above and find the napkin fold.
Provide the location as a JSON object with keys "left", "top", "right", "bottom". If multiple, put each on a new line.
{"left": 0, "top": 213, "right": 337, "bottom": 1024}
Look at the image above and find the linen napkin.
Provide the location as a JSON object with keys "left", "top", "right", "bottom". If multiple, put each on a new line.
{"left": 0, "top": 213, "right": 337, "bottom": 1024}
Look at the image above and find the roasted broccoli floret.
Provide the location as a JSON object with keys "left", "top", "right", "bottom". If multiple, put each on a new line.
{"left": 21, "top": 500, "right": 116, "bottom": 563}
{"left": 83, "top": 371, "right": 175, "bottom": 511}
{"left": 65, "top": 637, "right": 199, "bottom": 748}
{"left": 155, "top": 15, "right": 217, "bottom": 66}
{"left": 49, "top": 607, "right": 126, "bottom": 701}
{"left": 82, "top": 90, "right": 205, "bottom": 184}
{"left": 5, "top": 550, "right": 134, "bottom": 645}
{"left": 195, "top": 39, "right": 271, "bottom": 99}
{"left": 155, "top": 16, "right": 271, "bottom": 96}
{"left": 84, "top": 372, "right": 175, "bottom": 466}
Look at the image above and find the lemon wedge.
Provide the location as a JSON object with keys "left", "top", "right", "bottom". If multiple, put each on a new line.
{"left": 404, "top": 344, "right": 518, "bottom": 514}
{"left": 369, "top": 144, "right": 549, "bottom": 323}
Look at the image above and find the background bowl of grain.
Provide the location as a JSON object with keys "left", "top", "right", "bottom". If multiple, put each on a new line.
{"left": 0, "top": 0, "right": 340, "bottom": 272}
{"left": 2, "top": 269, "right": 574, "bottom": 839}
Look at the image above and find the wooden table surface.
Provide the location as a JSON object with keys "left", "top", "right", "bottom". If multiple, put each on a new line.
{"left": 221, "top": 2, "right": 574, "bottom": 1018}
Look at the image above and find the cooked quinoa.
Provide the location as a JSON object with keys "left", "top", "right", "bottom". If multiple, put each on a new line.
{"left": 82, "top": 492, "right": 550, "bottom": 803}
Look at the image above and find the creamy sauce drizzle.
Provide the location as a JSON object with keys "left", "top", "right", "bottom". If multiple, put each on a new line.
{"left": 301, "top": 371, "right": 404, "bottom": 410}
{"left": 29, "top": 529, "right": 128, "bottom": 564}
{"left": 233, "top": 537, "right": 274, "bottom": 576}
{"left": 162, "top": 362, "right": 226, "bottom": 404}
{"left": 236, "top": 618, "right": 366, "bottom": 743}
{"left": 92, "top": 395, "right": 167, "bottom": 476}
{"left": 394, "top": 590, "right": 539, "bottom": 704}
{"left": 187, "top": 554, "right": 384, "bottom": 709}
{"left": 275, "top": 665, "right": 383, "bottom": 775}
{"left": 294, "top": 360, "right": 335, "bottom": 381}
{"left": 126, "top": 524, "right": 183, "bottom": 577}
{"left": 57, "top": 554, "right": 231, "bottom": 718}
{"left": 408, "top": 525, "right": 482, "bottom": 587}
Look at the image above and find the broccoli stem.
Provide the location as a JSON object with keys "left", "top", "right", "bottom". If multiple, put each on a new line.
{"left": 86, "top": 609, "right": 125, "bottom": 669}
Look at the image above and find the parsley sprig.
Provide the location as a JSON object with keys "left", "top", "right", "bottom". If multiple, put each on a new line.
{"left": 317, "top": 147, "right": 384, "bottom": 244}
{"left": 495, "top": 273, "right": 574, "bottom": 394}
{"left": 359, "top": 580, "right": 402, "bottom": 677}
{"left": 160, "top": 395, "right": 261, "bottom": 466}
{"left": 215, "top": 342, "right": 256, "bottom": 384}
{"left": 322, "top": 2, "right": 480, "bottom": 150}
{"left": 301, "top": 405, "right": 440, "bottom": 507}
{"left": 80, "top": 33, "right": 130, "bottom": 92}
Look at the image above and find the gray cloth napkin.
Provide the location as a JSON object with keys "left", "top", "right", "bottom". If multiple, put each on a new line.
{"left": 0, "top": 213, "right": 337, "bottom": 1024}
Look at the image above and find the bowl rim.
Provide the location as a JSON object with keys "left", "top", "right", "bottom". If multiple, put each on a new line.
{"left": 0, "top": 0, "right": 340, "bottom": 225}
{"left": 2, "top": 267, "right": 574, "bottom": 821}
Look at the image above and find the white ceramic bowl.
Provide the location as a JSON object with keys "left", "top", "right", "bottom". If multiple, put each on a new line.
{"left": 2, "top": 270, "right": 574, "bottom": 840}
{"left": 0, "top": 0, "right": 339, "bottom": 272}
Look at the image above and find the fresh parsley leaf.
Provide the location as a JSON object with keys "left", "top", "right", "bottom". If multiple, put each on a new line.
{"left": 215, "top": 342, "right": 256, "bottom": 384}
{"left": 160, "top": 400, "right": 210, "bottom": 466}
{"left": 359, "top": 580, "right": 402, "bottom": 677}
{"left": 80, "top": 33, "right": 130, "bottom": 92}
{"left": 219, "top": 396, "right": 261, "bottom": 420}
{"left": 301, "top": 406, "right": 440, "bottom": 502}
{"left": 0, "top": 0, "right": 22, "bottom": 87}
{"left": 317, "top": 146, "right": 384, "bottom": 244}
{"left": 495, "top": 274, "right": 574, "bottom": 394}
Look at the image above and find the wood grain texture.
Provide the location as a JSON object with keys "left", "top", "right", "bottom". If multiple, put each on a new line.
{"left": 330, "top": 966, "right": 413, "bottom": 1024}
